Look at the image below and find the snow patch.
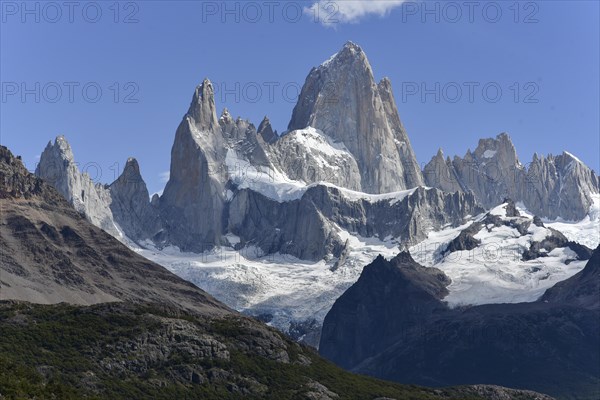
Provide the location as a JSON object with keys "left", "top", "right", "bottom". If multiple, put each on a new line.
{"left": 563, "top": 151, "right": 583, "bottom": 164}
{"left": 483, "top": 149, "right": 497, "bottom": 158}
{"left": 544, "top": 193, "right": 600, "bottom": 249}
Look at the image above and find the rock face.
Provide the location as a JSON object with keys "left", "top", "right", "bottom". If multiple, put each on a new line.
{"left": 523, "top": 151, "right": 599, "bottom": 220}
{"left": 257, "top": 116, "right": 278, "bottom": 144}
{"left": 288, "top": 41, "right": 423, "bottom": 193}
{"left": 423, "top": 149, "right": 463, "bottom": 193}
{"left": 228, "top": 186, "right": 482, "bottom": 260}
{"left": 424, "top": 133, "right": 599, "bottom": 220}
{"left": 35, "top": 136, "right": 118, "bottom": 237}
{"left": 159, "top": 80, "right": 227, "bottom": 251}
{"left": 35, "top": 137, "right": 160, "bottom": 245}
{"left": 109, "top": 157, "right": 162, "bottom": 242}
{"left": 319, "top": 248, "right": 600, "bottom": 399}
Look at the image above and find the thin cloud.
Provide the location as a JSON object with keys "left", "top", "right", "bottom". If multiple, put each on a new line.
{"left": 159, "top": 171, "right": 170, "bottom": 183}
{"left": 307, "top": 0, "right": 406, "bottom": 26}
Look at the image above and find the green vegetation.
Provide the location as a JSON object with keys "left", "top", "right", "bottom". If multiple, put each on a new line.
{"left": 0, "top": 301, "right": 495, "bottom": 400}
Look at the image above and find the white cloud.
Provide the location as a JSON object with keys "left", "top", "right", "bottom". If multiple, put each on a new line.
{"left": 307, "top": 0, "right": 406, "bottom": 26}
{"left": 159, "top": 171, "right": 170, "bottom": 183}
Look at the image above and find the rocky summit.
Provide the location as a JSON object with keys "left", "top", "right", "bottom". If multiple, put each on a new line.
{"left": 36, "top": 43, "right": 485, "bottom": 259}
{"left": 288, "top": 41, "right": 424, "bottom": 193}
{"left": 424, "top": 133, "right": 599, "bottom": 220}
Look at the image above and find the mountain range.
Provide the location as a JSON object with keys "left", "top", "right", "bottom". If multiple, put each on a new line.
{"left": 1, "top": 141, "right": 552, "bottom": 399}
{"left": 15, "top": 41, "right": 600, "bottom": 398}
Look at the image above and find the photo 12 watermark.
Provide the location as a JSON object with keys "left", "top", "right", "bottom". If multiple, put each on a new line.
{"left": 400, "top": 81, "right": 540, "bottom": 104}
{"left": 1, "top": 81, "right": 140, "bottom": 104}
{"left": 196, "top": 1, "right": 540, "bottom": 25}
{"left": 1, "top": 1, "right": 140, "bottom": 23}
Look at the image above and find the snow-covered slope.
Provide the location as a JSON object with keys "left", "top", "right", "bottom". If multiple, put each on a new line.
{"left": 543, "top": 194, "right": 600, "bottom": 249}
{"left": 133, "top": 228, "right": 400, "bottom": 345}
{"left": 410, "top": 198, "right": 598, "bottom": 306}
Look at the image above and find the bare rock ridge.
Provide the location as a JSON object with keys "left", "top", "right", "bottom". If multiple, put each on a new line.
{"left": 424, "top": 133, "right": 599, "bottom": 220}
{"left": 34, "top": 42, "right": 598, "bottom": 261}
{"left": 257, "top": 116, "right": 278, "bottom": 144}
{"left": 288, "top": 41, "right": 424, "bottom": 193}
{"left": 423, "top": 148, "right": 464, "bottom": 193}
{"left": 109, "top": 157, "right": 162, "bottom": 241}
{"left": 159, "top": 79, "right": 227, "bottom": 250}
{"left": 35, "top": 136, "right": 118, "bottom": 237}
{"left": 35, "top": 137, "right": 160, "bottom": 245}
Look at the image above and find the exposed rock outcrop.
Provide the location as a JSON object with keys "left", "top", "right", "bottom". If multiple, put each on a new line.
{"left": 423, "top": 149, "right": 463, "bottom": 193}
{"left": 159, "top": 80, "right": 227, "bottom": 251}
{"left": 288, "top": 41, "right": 424, "bottom": 193}
{"left": 257, "top": 116, "right": 278, "bottom": 144}
{"left": 424, "top": 133, "right": 599, "bottom": 220}
{"left": 35, "top": 136, "right": 118, "bottom": 237}
{"left": 109, "top": 157, "right": 162, "bottom": 242}
{"left": 227, "top": 185, "right": 483, "bottom": 260}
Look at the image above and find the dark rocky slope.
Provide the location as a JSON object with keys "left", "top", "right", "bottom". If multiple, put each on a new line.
{"left": 320, "top": 250, "right": 600, "bottom": 400}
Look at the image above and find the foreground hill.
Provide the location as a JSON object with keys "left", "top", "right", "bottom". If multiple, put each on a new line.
{"left": 0, "top": 145, "right": 553, "bottom": 400}
{"left": 320, "top": 250, "right": 600, "bottom": 400}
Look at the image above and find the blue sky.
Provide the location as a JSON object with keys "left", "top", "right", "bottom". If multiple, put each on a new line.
{"left": 1, "top": 0, "right": 598, "bottom": 194}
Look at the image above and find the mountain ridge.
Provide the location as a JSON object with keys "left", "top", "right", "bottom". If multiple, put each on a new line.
{"left": 1, "top": 144, "right": 556, "bottom": 400}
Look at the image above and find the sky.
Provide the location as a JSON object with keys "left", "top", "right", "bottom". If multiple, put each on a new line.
{"left": 1, "top": 0, "right": 599, "bottom": 195}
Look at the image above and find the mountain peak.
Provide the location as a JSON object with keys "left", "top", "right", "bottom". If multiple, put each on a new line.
{"left": 258, "top": 116, "right": 277, "bottom": 143}
{"left": 378, "top": 77, "right": 392, "bottom": 90}
{"left": 45, "top": 135, "right": 75, "bottom": 163}
{"left": 188, "top": 78, "right": 219, "bottom": 132}
{"left": 474, "top": 132, "right": 518, "bottom": 164}
{"left": 35, "top": 136, "right": 77, "bottom": 185}
{"left": 343, "top": 40, "right": 360, "bottom": 50}
{"left": 319, "top": 41, "right": 369, "bottom": 71}
{"left": 340, "top": 40, "right": 363, "bottom": 56}
{"left": 562, "top": 151, "right": 584, "bottom": 165}
{"left": 220, "top": 108, "right": 233, "bottom": 125}
{"left": 288, "top": 43, "right": 423, "bottom": 193}
{"left": 123, "top": 157, "right": 141, "bottom": 176}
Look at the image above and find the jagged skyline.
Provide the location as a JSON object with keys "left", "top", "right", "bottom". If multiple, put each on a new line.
{"left": 2, "top": 2, "right": 598, "bottom": 195}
